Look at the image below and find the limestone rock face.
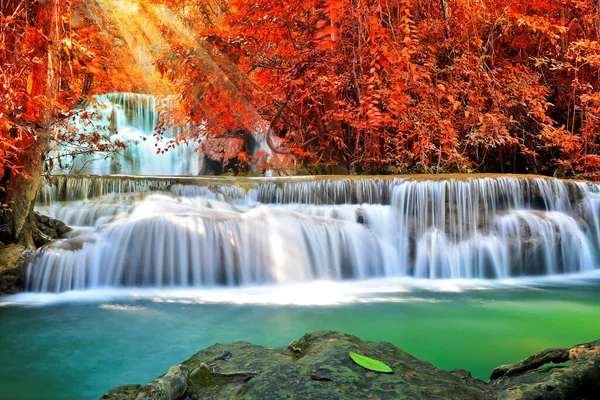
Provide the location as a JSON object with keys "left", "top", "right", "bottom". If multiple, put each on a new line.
{"left": 100, "top": 331, "right": 600, "bottom": 400}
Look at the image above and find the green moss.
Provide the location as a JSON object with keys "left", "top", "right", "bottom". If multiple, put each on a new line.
{"left": 537, "top": 360, "right": 571, "bottom": 373}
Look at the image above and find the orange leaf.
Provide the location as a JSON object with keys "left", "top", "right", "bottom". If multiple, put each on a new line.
{"left": 27, "top": 74, "right": 33, "bottom": 94}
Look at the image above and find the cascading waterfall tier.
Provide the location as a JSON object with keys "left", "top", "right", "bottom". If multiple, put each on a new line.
{"left": 36, "top": 175, "right": 396, "bottom": 205}
{"left": 49, "top": 92, "right": 274, "bottom": 176}
{"left": 51, "top": 93, "right": 203, "bottom": 175}
{"left": 29, "top": 175, "right": 600, "bottom": 292}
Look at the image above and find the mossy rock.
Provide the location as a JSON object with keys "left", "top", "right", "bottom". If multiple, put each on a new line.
{"left": 103, "top": 331, "right": 490, "bottom": 400}
{"left": 489, "top": 339, "right": 600, "bottom": 399}
{"left": 99, "top": 385, "right": 143, "bottom": 400}
{"left": 101, "top": 332, "right": 600, "bottom": 400}
{"left": 0, "top": 244, "right": 27, "bottom": 295}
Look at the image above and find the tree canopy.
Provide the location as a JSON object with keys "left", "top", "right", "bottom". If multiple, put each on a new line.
{"left": 154, "top": 0, "right": 600, "bottom": 176}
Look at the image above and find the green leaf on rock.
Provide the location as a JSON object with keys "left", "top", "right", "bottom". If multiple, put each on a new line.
{"left": 349, "top": 352, "right": 393, "bottom": 373}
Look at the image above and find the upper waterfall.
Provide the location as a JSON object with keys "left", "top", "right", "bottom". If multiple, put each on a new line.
{"left": 49, "top": 93, "right": 271, "bottom": 176}
{"left": 29, "top": 175, "right": 600, "bottom": 292}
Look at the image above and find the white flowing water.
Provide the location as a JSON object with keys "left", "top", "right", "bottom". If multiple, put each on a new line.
{"left": 49, "top": 93, "right": 207, "bottom": 175}
{"left": 29, "top": 175, "right": 600, "bottom": 292}
{"left": 49, "top": 93, "right": 272, "bottom": 175}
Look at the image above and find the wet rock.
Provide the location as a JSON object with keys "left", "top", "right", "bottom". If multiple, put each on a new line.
{"left": 214, "top": 351, "right": 232, "bottom": 362}
{"left": 101, "top": 332, "right": 600, "bottom": 400}
{"left": 506, "top": 237, "right": 550, "bottom": 276}
{"left": 100, "top": 366, "right": 189, "bottom": 400}
{"left": 34, "top": 212, "right": 72, "bottom": 238}
{"left": 185, "top": 331, "right": 490, "bottom": 399}
{"left": 136, "top": 365, "right": 189, "bottom": 400}
{"left": 100, "top": 385, "right": 143, "bottom": 400}
{"left": 503, "top": 213, "right": 561, "bottom": 276}
{"left": 577, "top": 218, "right": 589, "bottom": 233}
{"left": 51, "top": 236, "right": 93, "bottom": 251}
{"left": 102, "top": 331, "right": 490, "bottom": 400}
{"left": 35, "top": 212, "right": 72, "bottom": 236}
{"left": 356, "top": 208, "right": 365, "bottom": 224}
{"left": 33, "top": 212, "right": 73, "bottom": 247}
{"left": 490, "top": 347, "right": 569, "bottom": 380}
{"left": 0, "top": 244, "right": 27, "bottom": 295}
{"left": 490, "top": 339, "right": 600, "bottom": 399}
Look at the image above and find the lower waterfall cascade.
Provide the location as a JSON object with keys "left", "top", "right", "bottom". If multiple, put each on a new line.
{"left": 28, "top": 175, "right": 600, "bottom": 292}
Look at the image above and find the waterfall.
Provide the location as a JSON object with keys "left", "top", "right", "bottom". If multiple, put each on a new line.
{"left": 28, "top": 175, "right": 600, "bottom": 292}
{"left": 50, "top": 92, "right": 268, "bottom": 176}
{"left": 36, "top": 175, "right": 396, "bottom": 204}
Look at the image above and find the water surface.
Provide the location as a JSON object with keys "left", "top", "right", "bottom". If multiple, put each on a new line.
{"left": 2, "top": 277, "right": 600, "bottom": 400}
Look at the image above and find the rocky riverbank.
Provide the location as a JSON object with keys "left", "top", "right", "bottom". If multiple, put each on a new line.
{"left": 0, "top": 212, "right": 72, "bottom": 294}
{"left": 101, "top": 330, "right": 600, "bottom": 400}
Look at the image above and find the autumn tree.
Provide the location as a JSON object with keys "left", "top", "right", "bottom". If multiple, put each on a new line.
{"left": 0, "top": 0, "right": 140, "bottom": 247}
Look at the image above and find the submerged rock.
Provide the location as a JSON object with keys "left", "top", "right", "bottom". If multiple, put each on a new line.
{"left": 100, "top": 331, "right": 600, "bottom": 399}
{"left": 0, "top": 244, "right": 27, "bottom": 294}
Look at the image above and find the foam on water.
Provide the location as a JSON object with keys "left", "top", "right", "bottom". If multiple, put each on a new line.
{"left": 6, "top": 271, "right": 600, "bottom": 306}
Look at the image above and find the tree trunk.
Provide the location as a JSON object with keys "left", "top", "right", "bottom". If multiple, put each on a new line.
{"left": 4, "top": 2, "right": 59, "bottom": 248}
{"left": 440, "top": 0, "right": 449, "bottom": 38}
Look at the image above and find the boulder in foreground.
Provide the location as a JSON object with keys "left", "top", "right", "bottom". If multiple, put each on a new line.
{"left": 101, "top": 331, "right": 600, "bottom": 399}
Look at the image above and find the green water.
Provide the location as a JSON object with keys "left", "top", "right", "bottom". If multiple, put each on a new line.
{"left": 1, "top": 279, "right": 600, "bottom": 400}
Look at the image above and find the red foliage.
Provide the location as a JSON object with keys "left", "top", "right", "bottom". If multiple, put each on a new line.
{"left": 0, "top": 0, "right": 142, "bottom": 182}
{"left": 154, "top": 0, "right": 600, "bottom": 178}
{"left": 2, "top": 0, "right": 599, "bottom": 178}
